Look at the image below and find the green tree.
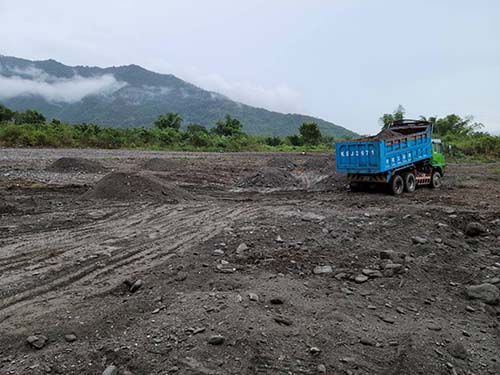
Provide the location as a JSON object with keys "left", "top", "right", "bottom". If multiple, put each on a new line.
{"left": 212, "top": 115, "right": 243, "bottom": 137}
{"left": 14, "top": 109, "right": 46, "bottom": 125}
{"left": 379, "top": 105, "right": 406, "bottom": 129}
{"left": 154, "top": 112, "right": 183, "bottom": 130}
{"left": 433, "top": 114, "right": 483, "bottom": 136}
{"left": 287, "top": 134, "right": 304, "bottom": 146}
{"left": 265, "top": 136, "right": 283, "bottom": 147}
{"left": 0, "top": 104, "right": 14, "bottom": 122}
{"left": 188, "top": 132, "right": 211, "bottom": 147}
{"left": 187, "top": 123, "right": 208, "bottom": 134}
{"left": 299, "top": 122, "right": 322, "bottom": 145}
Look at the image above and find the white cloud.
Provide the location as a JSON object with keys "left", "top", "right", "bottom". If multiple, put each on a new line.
{"left": 0, "top": 65, "right": 127, "bottom": 103}
{"left": 171, "top": 67, "right": 304, "bottom": 114}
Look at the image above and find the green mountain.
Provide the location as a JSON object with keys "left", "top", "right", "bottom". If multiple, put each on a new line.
{"left": 0, "top": 55, "right": 357, "bottom": 137}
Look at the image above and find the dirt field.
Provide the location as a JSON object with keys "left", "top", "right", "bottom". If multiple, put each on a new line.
{"left": 0, "top": 148, "right": 499, "bottom": 375}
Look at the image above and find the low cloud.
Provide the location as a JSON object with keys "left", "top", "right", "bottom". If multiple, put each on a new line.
{"left": 177, "top": 69, "right": 304, "bottom": 114}
{"left": 0, "top": 65, "right": 127, "bottom": 103}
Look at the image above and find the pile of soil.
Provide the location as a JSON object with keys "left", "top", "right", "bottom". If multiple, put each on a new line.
{"left": 354, "top": 128, "right": 403, "bottom": 142}
{"left": 302, "top": 156, "right": 335, "bottom": 171}
{"left": 238, "top": 167, "right": 299, "bottom": 189}
{"left": 313, "top": 173, "right": 343, "bottom": 191}
{"left": 142, "top": 158, "right": 185, "bottom": 172}
{"left": 82, "top": 172, "right": 193, "bottom": 203}
{"left": 266, "top": 156, "right": 297, "bottom": 170}
{"left": 46, "top": 157, "right": 106, "bottom": 173}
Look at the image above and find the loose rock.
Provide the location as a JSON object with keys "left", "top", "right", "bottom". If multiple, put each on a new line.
{"left": 309, "top": 346, "right": 321, "bottom": 355}
{"left": 355, "top": 274, "right": 369, "bottom": 283}
{"left": 465, "top": 283, "right": 499, "bottom": 305}
{"left": 129, "top": 279, "right": 143, "bottom": 293}
{"left": 270, "top": 297, "right": 284, "bottom": 305}
{"left": 26, "top": 335, "right": 48, "bottom": 349}
{"left": 465, "top": 222, "right": 486, "bottom": 237}
{"left": 102, "top": 365, "right": 119, "bottom": 375}
{"left": 360, "top": 337, "right": 377, "bottom": 346}
{"left": 447, "top": 342, "right": 468, "bottom": 360}
{"left": 411, "top": 236, "right": 427, "bottom": 244}
{"left": 208, "top": 335, "right": 225, "bottom": 345}
{"left": 236, "top": 243, "right": 249, "bottom": 254}
{"left": 64, "top": 334, "right": 77, "bottom": 343}
{"left": 274, "top": 315, "right": 293, "bottom": 326}
{"left": 313, "top": 265, "right": 333, "bottom": 275}
{"left": 248, "top": 292, "right": 259, "bottom": 301}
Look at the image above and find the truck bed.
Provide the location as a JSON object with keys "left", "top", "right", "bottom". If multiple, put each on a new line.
{"left": 336, "top": 126, "right": 432, "bottom": 174}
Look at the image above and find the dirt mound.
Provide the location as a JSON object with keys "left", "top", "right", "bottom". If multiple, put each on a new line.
{"left": 302, "top": 156, "right": 335, "bottom": 171}
{"left": 238, "top": 167, "right": 299, "bottom": 189}
{"left": 46, "top": 157, "right": 106, "bottom": 173}
{"left": 266, "top": 157, "right": 297, "bottom": 170}
{"left": 354, "top": 128, "right": 403, "bottom": 142}
{"left": 313, "top": 173, "right": 343, "bottom": 191}
{"left": 142, "top": 158, "right": 185, "bottom": 172}
{"left": 82, "top": 172, "right": 193, "bottom": 203}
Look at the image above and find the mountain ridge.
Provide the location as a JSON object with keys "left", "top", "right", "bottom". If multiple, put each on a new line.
{"left": 0, "top": 55, "right": 357, "bottom": 138}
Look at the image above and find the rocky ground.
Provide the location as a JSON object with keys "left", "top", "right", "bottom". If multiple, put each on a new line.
{"left": 0, "top": 148, "right": 499, "bottom": 375}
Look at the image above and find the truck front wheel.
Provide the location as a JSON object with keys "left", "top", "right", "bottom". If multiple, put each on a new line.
{"left": 389, "top": 174, "right": 404, "bottom": 195}
{"left": 430, "top": 171, "right": 442, "bottom": 189}
{"left": 403, "top": 172, "right": 416, "bottom": 193}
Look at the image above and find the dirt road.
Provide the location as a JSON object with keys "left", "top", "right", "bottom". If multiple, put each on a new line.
{"left": 0, "top": 149, "right": 499, "bottom": 375}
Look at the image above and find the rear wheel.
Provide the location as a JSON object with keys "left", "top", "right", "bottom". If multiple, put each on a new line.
{"left": 389, "top": 174, "right": 404, "bottom": 195}
{"left": 349, "top": 182, "right": 361, "bottom": 192}
{"left": 403, "top": 172, "right": 416, "bottom": 193}
{"left": 430, "top": 171, "right": 442, "bottom": 188}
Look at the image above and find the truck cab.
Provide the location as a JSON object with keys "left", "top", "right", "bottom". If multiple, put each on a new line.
{"left": 431, "top": 139, "right": 446, "bottom": 176}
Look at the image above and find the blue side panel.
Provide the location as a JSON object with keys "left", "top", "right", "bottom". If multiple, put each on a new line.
{"left": 336, "top": 129, "right": 432, "bottom": 175}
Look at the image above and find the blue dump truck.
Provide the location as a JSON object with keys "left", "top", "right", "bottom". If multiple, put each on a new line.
{"left": 336, "top": 119, "right": 446, "bottom": 195}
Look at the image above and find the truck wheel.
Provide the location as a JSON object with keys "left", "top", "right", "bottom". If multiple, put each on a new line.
{"left": 349, "top": 182, "right": 361, "bottom": 192}
{"left": 389, "top": 174, "right": 404, "bottom": 195}
{"left": 430, "top": 171, "right": 442, "bottom": 188}
{"left": 403, "top": 172, "right": 416, "bottom": 193}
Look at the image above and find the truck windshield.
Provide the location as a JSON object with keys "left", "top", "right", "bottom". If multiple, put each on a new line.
{"left": 433, "top": 143, "right": 443, "bottom": 153}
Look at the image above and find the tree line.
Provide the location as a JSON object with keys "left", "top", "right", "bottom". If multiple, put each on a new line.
{"left": 1, "top": 103, "right": 498, "bottom": 160}
{"left": 0, "top": 104, "right": 331, "bottom": 151}
{"left": 380, "top": 105, "right": 499, "bottom": 160}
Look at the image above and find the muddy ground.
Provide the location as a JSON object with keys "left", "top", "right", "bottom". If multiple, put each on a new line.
{"left": 0, "top": 148, "right": 499, "bottom": 375}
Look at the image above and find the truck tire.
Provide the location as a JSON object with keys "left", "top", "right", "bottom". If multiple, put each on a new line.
{"left": 349, "top": 182, "right": 361, "bottom": 192}
{"left": 389, "top": 174, "right": 404, "bottom": 195}
{"left": 403, "top": 172, "right": 416, "bottom": 193}
{"left": 430, "top": 171, "right": 442, "bottom": 189}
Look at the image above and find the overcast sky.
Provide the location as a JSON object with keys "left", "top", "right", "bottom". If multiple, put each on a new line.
{"left": 1, "top": 0, "right": 499, "bottom": 134}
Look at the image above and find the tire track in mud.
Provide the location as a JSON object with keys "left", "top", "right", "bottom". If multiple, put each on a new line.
{"left": 0, "top": 202, "right": 260, "bottom": 324}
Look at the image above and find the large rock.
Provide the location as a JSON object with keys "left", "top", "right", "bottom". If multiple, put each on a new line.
{"left": 465, "top": 222, "right": 486, "bottom": 237}
{"left": 26, "top": 335, "right": 48, "bottom": 349}
{"left": 447, "top": 342, "right": 468, "bottom": 360}
{"left": 313, "top": 265, "right": 333, "bottom": 275}
{"left": 465, "top": 283, "right": 499, "bottom": 305}
{"left": 102, "top": 365, "right": 119, "bottom": 375}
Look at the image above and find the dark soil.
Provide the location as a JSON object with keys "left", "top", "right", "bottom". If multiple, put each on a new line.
{"left": 301, "top": 155, "right": 335, "bottom": 171}
{"left": 45, "top": 157, "right": 106, "bottom": 173}
{"left": 354, "top": 128, "right": 404, "bottom": 142}
{"left": 0, "top": 149, "right": 499, "bottom": 375}
{"left": 82, "top": 172, "right": 193, "bottom": 202}
{"left": 237, "top": 167, "right": 300, "bottom": 189}
{"left": 142, "top": 157, "right": 186, "bottom": 172}
{"left": 266, "top": 156, "right": 297, "bottom": 170}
